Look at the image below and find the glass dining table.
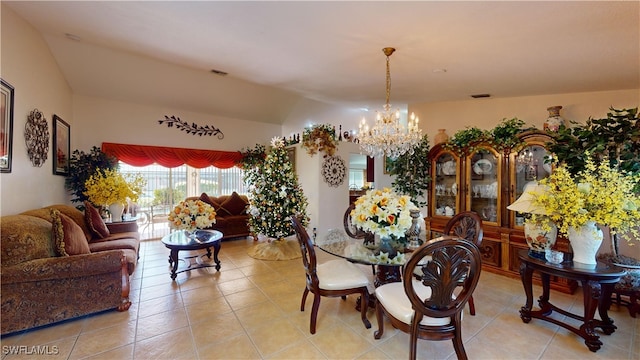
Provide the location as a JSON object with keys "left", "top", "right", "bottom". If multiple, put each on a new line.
{"left": 315, "top": 228, "right": 436, "bottom": 287}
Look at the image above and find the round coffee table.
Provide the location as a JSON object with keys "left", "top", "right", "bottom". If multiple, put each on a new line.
{"left": 161, "top": 230, "right": 223, "bottom": 280}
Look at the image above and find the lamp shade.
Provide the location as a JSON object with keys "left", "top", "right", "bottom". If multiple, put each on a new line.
{"left": 507, "top": 183, "right": 550, "bottom": 215}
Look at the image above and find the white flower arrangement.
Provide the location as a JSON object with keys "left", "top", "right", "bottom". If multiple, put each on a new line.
{"left": 168, "top": 199, "right": 216, "bottom": 232}
{"left": 350, "top": 187, "right": 417, "bottom": 239}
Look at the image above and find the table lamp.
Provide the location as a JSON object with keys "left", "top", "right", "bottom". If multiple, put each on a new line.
{"left": 508, "top": 183, "right": 558, "bottom": 259}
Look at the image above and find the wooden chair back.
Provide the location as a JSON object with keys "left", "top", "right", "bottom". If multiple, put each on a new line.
{"left": 404, "top": 237, "right": 481, "bottom": 359}
{"left": 444, "top": 211, "right": 483, "bottom": 247}
{"left": 344, "top": 204, "right": 375, "bottom": 245}
{"left": 291, "top": 216, "right": 320, "bottom": 291}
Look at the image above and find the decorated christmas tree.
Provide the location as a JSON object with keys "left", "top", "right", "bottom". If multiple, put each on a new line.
{"left": 246, "top": 137, "right": 309, "bottom": 241}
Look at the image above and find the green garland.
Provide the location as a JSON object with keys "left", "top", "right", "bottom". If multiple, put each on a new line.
{"left": 443, "top": 117, "right": 527, "bottom": 156}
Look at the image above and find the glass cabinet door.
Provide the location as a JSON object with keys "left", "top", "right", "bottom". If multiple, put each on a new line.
{"left": 432, "top": 151, "right": 459, "bottom": 218}
{"left": 511, "top": 144, "right": 552, "bottom": 227}
{"left": 467, "top": 147, "right": 501, "bottom": 225}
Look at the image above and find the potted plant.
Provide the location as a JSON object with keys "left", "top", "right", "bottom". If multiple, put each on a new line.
{"left": 390, "top": 135, "right": 431, "bottom": 208}
{"left": 65, "top": 146, "right": 118, "bottom": 207}
{"left": 531, "top": 155, "right": 640, "bottom": 264}
{"left": 84, "top": 168, "right": 146, "bottom": 222}
{"left": 545, "top": 107, "right": 640, "bottom": 259}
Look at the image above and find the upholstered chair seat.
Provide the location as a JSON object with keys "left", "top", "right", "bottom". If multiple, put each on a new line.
{"left": 292, "top": 216, "right": 372, "bottom": 334}
{"left": 317, "top": 259, "right": 371, "bottom": 290}
{"left": 373, "top": 237, "right": 481, "bottom": 360}
{"left": 375, "top": 281, "right": 452, "bottom": 327}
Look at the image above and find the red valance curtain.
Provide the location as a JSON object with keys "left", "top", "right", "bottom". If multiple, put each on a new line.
{"left": 102, "top": 142, "right": 243, "bottom": 169}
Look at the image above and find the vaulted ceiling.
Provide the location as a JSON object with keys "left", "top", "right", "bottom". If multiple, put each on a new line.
{"left": 6, "top": 1, "right": 639, "bottom": 124}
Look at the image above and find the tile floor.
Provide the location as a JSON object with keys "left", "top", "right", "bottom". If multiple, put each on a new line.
{"left": 1, "top": 237, "right": 638, "bottom": 359}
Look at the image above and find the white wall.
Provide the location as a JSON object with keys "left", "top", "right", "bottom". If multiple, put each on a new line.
{"left": 0, "top": 5, "right": 73, "bottom": 215}
{"left": 409, "top": 89, "right": 640, "bottom": 146}
{"left": 295, "top": 141, "right": 356, "bottom": 242}
{"left": 73, "top": 95, "right": 281, "bottom": 152}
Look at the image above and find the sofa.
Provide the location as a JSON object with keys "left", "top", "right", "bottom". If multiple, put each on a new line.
{"left": 0, "top": 204, "right": 139, "bottom": 335}
{"left": 187, "top": 192, "right": 253, "bottom": 240}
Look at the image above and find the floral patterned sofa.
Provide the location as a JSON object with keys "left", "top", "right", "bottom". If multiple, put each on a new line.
{"left": 0, "top": 204, "right": 138, "bottom": 335}
{"left": 185, "top": 192, "right": 253, "bottom": 240}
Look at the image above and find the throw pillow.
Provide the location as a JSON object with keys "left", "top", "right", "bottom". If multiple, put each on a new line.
{"left": 51, "top": 209, "right": 91, "bottom": 256}
{"left": 84, "top": 201, "right": 110, "bottom": 239}
{"left": 199, "top": 192, "right": 221, "bottom": 210}
{"left": 219, "top": 192, "right": 248, "bottom": 216}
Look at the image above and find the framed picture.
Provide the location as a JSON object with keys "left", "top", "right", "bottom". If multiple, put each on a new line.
{"left": 53, "top": 114, "right": 70, "bottom": 175}
{"left": 383, "top": 156, "right": 396, "bottom": 174}
{"left": 286, "top": 146, "right": 296, "bottom": 172}
{"left": 0, "top": 79, "right": 14, "bottom": 173}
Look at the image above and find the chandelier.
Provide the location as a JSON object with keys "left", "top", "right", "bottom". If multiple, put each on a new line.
{"left": 358, "top": 47, "right": 422, "bottom": 159}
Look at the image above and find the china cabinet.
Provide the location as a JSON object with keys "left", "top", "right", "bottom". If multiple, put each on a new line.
{"left": 425, "top": 130, "right": 577, "bottom": 293}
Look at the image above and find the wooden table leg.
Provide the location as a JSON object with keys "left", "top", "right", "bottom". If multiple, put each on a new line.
{"left": 519, "top": 261, "right": 534, "bottom": 323}
{"left": 169, "top": 249, "right": 179, "bottom": 280}
{"left": 581, "top": 280, "right": 603, "bottom": 352}
{"left": 538, "top": 272, "right": 552, "bottom": 316}
{"left": 374, "top": 265, "right": 401, "bottom": 287}
{"left": 212, "top": 242, "right": 221, "bottom": 271}
{"left": 598, "top": 284, "right": 617, "bottom": 334}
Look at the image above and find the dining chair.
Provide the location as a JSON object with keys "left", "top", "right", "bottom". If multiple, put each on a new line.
{"left": 374, "top": 237, "right": 482, "bottom": 360}
{"left": 291, "top": 216, "right": 372, "bottom": 334}
{"left": 344, "top": 204, "right": 376, "bottom": 274}
{"left": 443, "top": 211, "right": 483, "bottom": 315}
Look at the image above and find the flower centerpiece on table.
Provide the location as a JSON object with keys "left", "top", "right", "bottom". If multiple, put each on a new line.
{"left": 531, "top": 156, "right": 640, "bottom": 264}
{"left": 83, "top": 168, "right": 145, "bottom": 207}
{"left": 168, "top": 199, "right": 217, "bottom": 234}
{"left": 350, "top": 187, "right": 418, "bottom": 260}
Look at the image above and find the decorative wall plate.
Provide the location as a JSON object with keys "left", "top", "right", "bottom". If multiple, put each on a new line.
{"left": 322, "top": 155, "right": 346, "bottom": 187}
{"left": 25, "top": 109, "right": 49, "bottom": 167}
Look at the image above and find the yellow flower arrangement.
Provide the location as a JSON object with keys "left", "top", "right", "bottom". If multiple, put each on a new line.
{"left": 350, "top": 187, "right": 417, "bottom": 239}
{"left": 167, "top": 199, "right": 216, "bottom": 232}
{"left": 532, "top": 156, "right": 640, "bottom": 240}
{"left": 84, "top": 168, "right": 146, "bottom": 206}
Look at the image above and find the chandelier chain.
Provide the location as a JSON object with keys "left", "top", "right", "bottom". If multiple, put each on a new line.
{"left": 385, "top": 53, "right": 391, "bottom": 108}
{"left": 358, "top": 47, "right": 422, "bottom": 159}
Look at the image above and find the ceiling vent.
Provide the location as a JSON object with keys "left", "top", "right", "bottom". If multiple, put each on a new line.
{"left": 470, "top": 94, "right": 491, "bottom": 99}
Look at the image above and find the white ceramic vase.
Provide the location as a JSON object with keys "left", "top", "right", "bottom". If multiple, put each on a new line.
{"left": 108, "top": 202, "right": 124, "bottom": 222}
{"left": 568, "top": 221, "right": 603, "bottom": 265}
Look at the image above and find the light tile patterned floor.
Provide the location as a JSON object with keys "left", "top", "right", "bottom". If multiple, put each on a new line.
{"left": 2, "top": 237, "right": 638, "bottom": 359}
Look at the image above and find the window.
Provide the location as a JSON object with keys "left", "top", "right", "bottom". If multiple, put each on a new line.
{"left": 119, "top": 162, "right": 246, "bottom": 239}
